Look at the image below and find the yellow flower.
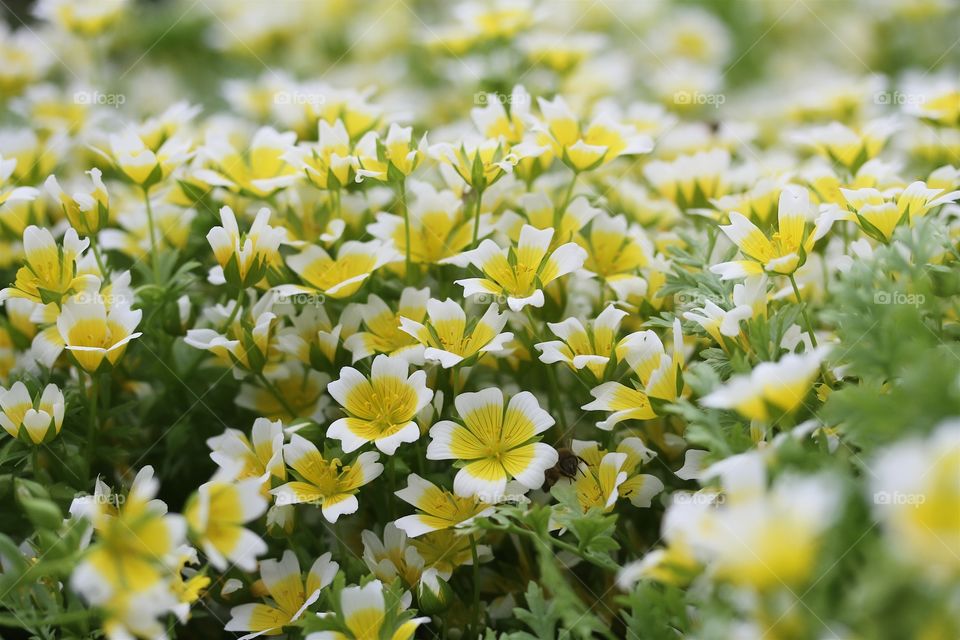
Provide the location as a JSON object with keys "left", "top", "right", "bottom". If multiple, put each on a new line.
{"left": 711, "top": 186, "right": 832, "bottom": 279}
{"left": 305, "top": 579, "right": 429, "bottom": 640}
{"left": 791, "top": 118, "right": 898, "bottom": 171}
{"left": 534, "top": 95, "right": 653, "bottom": 172}
{"left": 226, "top": 550, "right": 338, "bottom": 637}
{"left": 98, "top": 129, "right": 192, "bottom": 189}
{"left": 573, "top": 438, "right": 663, "bottom": 509}
{"left": 342, "top": 287, "right": 429, "bottom": 363}
{"left": 276, "top": 303, "right": 342, "bottom": 368}
{"left": 355, "top": 123, "right": 426, "bottom": 182}
{"left": 453, "top": 224, "right": 587, "bottom": 311}
{"left": 701, "top": 347, "right": 827, "bottom": 421}
{"left": 284, "top": 119, "right": 356, "bottom": 190}
{"left": 56, "top": 290, "right": 142, "bottom": 373}
{"left": 207, "top": 417, "right": 287, "bottom": 488}
{"left": 196, "top": 126, "right": 300, "bottom": 198}
{"left": 207, "top": 206, "right": 287, "bottom": 289}
{"left": 577, "top": 213, "right": 651, "bottom": 293}
{"left": 871, "top": 421, "right": 960, "bottom": 576}
{"left": 505, "top": 192, "right": 599, "bottom": 247}
{"left": 271, "top": 434, "right": 383, "bottom": 522}
{"left": 0, "top": 154, "right": 40, "bottom": 209}
{"left": 71, "top": 467, "right": 187, "bottom": 601}
{"left": 327, "top": 354, "right": 434, "bottom": 455}
{"left": 184, "top": 477, "right": 267, "bottom": 572}
{"left": 427, "top": 388, "right": 558, "bottom": 499}
{"left": 430, "top": 137, "right": 529, "bottom": 190}
{"left": 840, "top": 181, "right": 960, "bottom": 242}
{"left": 34, "top": 0, "right": 128, "bottom": 37}
{"left": 276, "top": 239, "right": 399, "bottom": 300}
{"left": 617, "top": 318, "right": 686, "bottom": 403}
{"left": 368, "top": 181, "right": 483, "bottom": 265}
{"left": 535, "top": 305, "right": 627, "bottom": 379}
{"left": 185, "top": 290, "right": 278, "bottom": 369}
{"left": 0, "top": 226, "right": 96, "bottom": 305}
{"left": 237, "top": 362, "right": 330, "bottom": 422}
{"left": 0, "top": 381, "right": 65, "bottom": 444}
{"left": 44, "top": 168, "right": 110, "bottom": 236}
{"left": 361, "top": 522, "right": 427, "bottom": 586}
{"left": 394, "top": 473, "right": 494, "bottom": 538}
{"left": 398, "top": 298, "right": 513, "bottom": 368}
{"left": 581, "top": 381, "right": 657, "bottom": 430}
{"left": 643, "top": 149, "right": 731, "bottom": 210}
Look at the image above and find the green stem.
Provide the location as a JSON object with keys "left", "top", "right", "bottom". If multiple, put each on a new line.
{"left": 142, "top": 187, "right": 160, "bottom": 280}
{"left": 220, "top": 289, "right": 245, "bottom": 333}
{"left": 86, "top": 373, "right": 99, "bottom": 476}
{"left": 788, "top": 274, "right": 818, "bottom": 348}
{"left": 556, "top": 171, "right": 578, "bottom": 224}
{"left": 89, "top": 237, "right": 107, "bottom": 276}
{"left": 471, "top": 187, "right": 485, "bottom": 246}
{"left": 398, "top": 179, "right": 413, "bottom": 282}
{"left": 257, "top": 372, "right": 297, "bottom": 419}
{"left": 470, "top": 534, "right": 482, "bottom": 633}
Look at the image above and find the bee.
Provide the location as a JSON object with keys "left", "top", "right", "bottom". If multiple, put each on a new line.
{"left": 542, "top": 447, "right": 586, "bottom": 489}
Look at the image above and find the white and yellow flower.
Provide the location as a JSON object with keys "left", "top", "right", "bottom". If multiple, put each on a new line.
{"left": 711, "top": 186, "right": 833, "bottom": 279}
{"left": 535, "top": 305, "right": 627, "bottom": 379}
{"left": 226, "top": 550, "right": 338, "bottom": 638}
{"left": 283, "top": 119, "right": 356, "bottom": 190}
{"left": 34, "top": 0, "right": 128, "bottom": 36}
{"left": 394, "top": 473, "right": 495, "bottom": 538}
{"left": 871, "top": 421, "right": 960, "bottom": 577}
{"left": 367, "top": 181, "right": 488, "bottom": 265}
{"left": 271, "top": 434, "right": 383, "bottom": 522}
{"left": 195, "top": 126, "right": 300, "bottom": 198}
{"left": 0, "top": 226, "right": 96, "bottom": 305}
{"left": 840, "top": 181, "right": 960, "bottom": 242}
{"left": 617, "top": 318, "right": 686, "bottom": 403}
{"left": 362, "top": 522, "right": 426, "bottom": 586}
{"left": 342, "top": 287, "right": 429, "bottom": 363}
{"left": 453, "top": 224, "right": 587, "bottom": 311}
{"left": 276, "top": 240, "right": 400, "bottom": 300}
{"left": 97, "top": 129, "right": 192, "bottom": 190}
{"left": 71, "top": 466, "right": 187, "bottom": 604}
{"left": 184, "top": 477, "right": 268, "bottom": 571}
{"left": 0, "top": 381, "right": 64, "bottom": 444}
{"left": 701, "top": 347, "right": 828, "bottom": 421}
{"left": 0, "top": 154, "right": 40, "bottom": 208}
{"left": 327, "top": 354, "right": 433, "bottom": 454}
{"left": 572, "top": 438, "right": 663, "bottom": 509}
{"left": 45, "top": 168, "right": 110, "bottom": 236}
{"left": 643, "top": 149, "right": 731, "bottom": 209}
{"left": 305, "top": 579, "right": 429, "bottom": 640}
{"left": 791, "top": 118, "right": 898, "bottom": 171}
{"left": 206, "top": 417, "right": 286, "bottom": 487}
{"left": 56, "top": 289, "right": 143, "bottom": 373}
{"left": 533, "top": 96, "right": 653, "bottom": 172}
{"left": 581, "top": 381, "right": 657, "bottom": 431}
{"left": 427, "top": 388, "right": 558, "bottom": 498}
{"left": 207, "top": 206, "right": 286, "bottom": 289}
{"left": 398, "top": 299, "right": 512, "bottom": 368}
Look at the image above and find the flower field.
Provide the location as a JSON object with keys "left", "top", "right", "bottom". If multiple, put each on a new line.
{"left": 0, "top": 0, "right": 959, "bottom": 638}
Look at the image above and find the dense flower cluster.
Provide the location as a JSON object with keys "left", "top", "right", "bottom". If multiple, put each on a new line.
{"left": 1, "top": 0, "right": 959, "bottom": 638}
